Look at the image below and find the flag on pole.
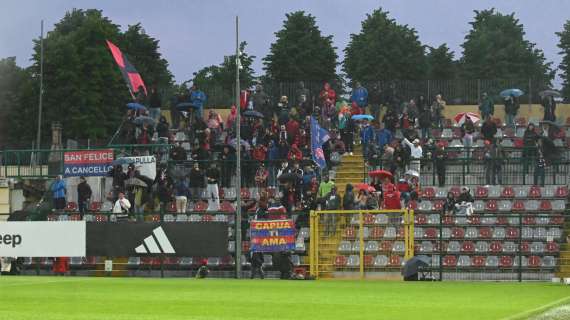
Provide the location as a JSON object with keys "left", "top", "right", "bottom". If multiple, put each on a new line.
{"left": 106, "top": 40, "right": 147, "bottom": 98}
{"left": 310, "top": 116, "right": 330, "bottom": 169}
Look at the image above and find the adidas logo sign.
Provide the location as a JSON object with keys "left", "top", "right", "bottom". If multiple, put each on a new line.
{"left": 135, "top": 226, "right": 175, "bottom": 254}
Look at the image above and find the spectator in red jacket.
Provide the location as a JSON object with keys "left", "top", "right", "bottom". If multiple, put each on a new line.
{"left": 382, "top": 182, "right": 401, "bottom": 210}
{"left": 287, "top": 144, "right": 303, "bottom": 161}
{"left": 319, "top": 82, "right": 337, "bottom": 106}
{"left": 254, "top": 163, "right": 269, "bottom": 188}
{"left": 286, "top": 118, "right": 300, "bottom": 144}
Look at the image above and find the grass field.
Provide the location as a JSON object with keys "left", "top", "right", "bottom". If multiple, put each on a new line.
{"left": 0, "top": 277, "right": 569, "bottom": 320}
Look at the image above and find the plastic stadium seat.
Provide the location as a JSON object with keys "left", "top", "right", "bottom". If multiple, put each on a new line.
{"left": 459, "top": 241, "right": 474, "bottom": 253}
{"left": 69, "top": 214, "right": 81, "bottom": 221}
{"left": 423, "top": 228, "right": 437, "bottom": 239}
{"left": 514, "top": 256, "right": 529, "bottom": 268}
{"left": 414, "top": 214, "right": 427, "bottom": 225}
{"left": 176, "top": 214, "right": 188, "bottom": 222}
{"left": 528, "top": 186, "right": 541, "bottom": 198}
{"left": 194, "top": 201, "right": 208, "bottom": 212}
{"left": 473, "top": 201, "right": 485, "bottom": 212}
{"left": 533, "top": 227, "right": 547, "bottom": 240}
{"left": 455, "top": 216, "right": 467, "bottom": 225}
{"left": 516, "top": 127, "right": 526, "bottom": 138}
{"left": 442, "top": 255, "right": 457, "bottom": 267}
{"left": 167, "top": 202, "right": 177, "bottom": 213}
{"left": 442, "top": 215, "right": 454, "bottom": 225}
{"left": 548, "top": 228, "right": 562, "bottom": 240}
{"left": 512, "top": 200, "right": 525, "bottom": 211}
{"left": 542, "top": 186, "right": 556, "bottom": 198}
{"left": 65, "top": 202, "right": 78, "bottom": 212}
{"left": 528, "top": 256, "right": 541, "bottom": 268}
{"left": 127, "top": 257, "right": 141, "bottom": 268}
{"left": 364, "top": 241, "right": 379, "bottom": 253}
{"left": 419, "top": 241, "right": 434, "bottom": 253}
{"left": 347, "top": 255, "right": 360, "bottom": 267}
{"left": 489, "top": 241, "right": 503, "bottom": 254}
{"left": 465, "top": 227, "right": 478, "bottom": 239}
{"left": 501, "top": 186, "right": 514, "bottom": 198}
{"left": 497, "top": 216, "right": 509, "bottom": 225}
{"left": 432, "top": 200, "right": 444, "bottom": 211}
{"left": 94, "top": 214, "right": 108, "bottom": 222}
{"left": 447, "top": 241, "right": 461, "bottom": 253}
{"left": 492, "top": 227, "right": 506, "bottom": 239}
{"left": 499, "top": 256, "right": 514, "bottom": 268}
{"left": 552, "top": 200, "right": 566, "bottom": 211}
{"left": 467, "top": 215, "right": 480, "bottom": 225}
{"left": 441, "top": 228, "right": 451, "bottom": 239}
{"left": 514, "top": 186, "right": 530, "bottom": 198}
{"left": 502, "top": 242, "right": 517, "bottom": 253}
{"left": 418, "top": 201, "right": 433, "bottom": 212}
{"left": 240, "top": 188, "right": 251, "bottom": 200}
{"left": 148, "top": 214, "right": 161, "bottom": 222}
{"left": 369, "top": 227, "right": 384, "bottom": 239}
{"left": 421, "top": 187, "right": 436, "bottom": 199}
{"left": 384, "top": 227, "right": 397, "bottom": 239}
{"left": 435, "top": 188, "right": 448, "bottom": 199}
{"left": 503, "top": 127, "right": 515, "bottom": 138}
{"left": 449, "top": 187, "right": 461, "bottom": 198}
{"left": 392, "top": 241, "right": 405, "bottom": 253}
{"left": 544, "top": 241, "right": 560, "bottom": 253}
{"left": 364, "top": 214, "right": 376, "bottom": 225}
{"left": 457, "top": 256, "right": 471, "bottom": 268}
{"left": 523, "top": 216, "right": 536, "bottom": 225}
{"left": 389, "top": 256, "right": 402, "bottom": 267}
{"left": 485, "top": 200, "right": 498, "bottom": 211}
{"left": 498, "top": 200, "right": 512, "bottom": 212}
{"left": 471, "top": 256, "right": 485, "bottom": 268}
{"left": 213, "top": 214, "right": 228, "bottom": 223}
{"left": 514, "top": 138, "right": 524, "bottom": 148}
{"left": 451, "top": 228, "right": 465, "bottom": 239}
{"left": 506, "top": 227, "right": 519, "bottom": 239}
{"left": 206, "top": 257, "right": 221, "bottom": 267}
{"left": 542, "top": 256, "right": 556, "bottom": 268}
{"left": 344, "top": 227, "right": 357, "bottom": 239}
{"left": 189, "top": 214, "right": 201, "bottom": 222}
{"left": 530, "top": 242, "right": 545, "bottom": 253}
{"left": 520, "top": 241, "right": 530, "bottom": 254}
{"left": 475, "top": 241, "right": 489, "bottom": 253}
{"left": 58, "top": 215, "right": 69, "bottom": 221}
{"left": 481, "top": 216, "right": 497, "bottom": 225}
{"left": 372, "top": 255, "right": 388, "bottom": 267}
{"left": 441, "top": 129, "right": 453, "bottom": 139}
{"left": 522, "top": 227, "right": 533, "bottom": 239}
{"left": 414, "top": 227, "right": 424, "bottom": 239}
{"left": 432, "top": 129, "right": 442, "bottom": 138}
{"left": 550, "top": 215, "right": 564, "bottom": 225}
{"left": 479, "top": 227, "right": 492, "bottom": 239}
{"left": 475, "top": 186, "right": 488, "bottom": 199}
{"left": 351, "top": 241, "right": 361, "bottom": 253}
{"left": 83, "top": 214, "right": 94, "bottom": 222}
{"left": 556, "top": 186, "right": 569, "bottom": 198}
{"left": 536, "top": 215, "right": 550, "bottom": 225}
{"left": 539, "top": 200, "right": 552, "bottom": 211}
{"left": 334, "top": 256, "right": 348, "bottom": 267}
{"left": 449, "top": 139, "right": 463, "bottom": 147}
{"left": 500, "top": 139, "right": 514, "bottom": 147}
{"left": 220, "top": 201, "right": 236, "bottom": 213}
{"left": 485, "top": 256, "right": 499, "bottom": 268}
{"left": 363, "top": 255, "right": 374, "bottom": 267}
{"left": 380, "top": 241, "right": 393, "bottom": 252}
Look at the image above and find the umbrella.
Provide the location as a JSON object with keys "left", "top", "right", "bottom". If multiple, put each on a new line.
{"left": 539, "top": 120, "right": 560, "bottom": 128}
{"left": 454, "top": 112, "right": 480, "bottom": 125}
{"left": 112, "top": 158, "right": 135, "bottom": 166}
{"left": 539, "top": 90, "right": 561, "bottom": 98}
{"left": 277, "top": 173, "right": 298, "bottom": 183}
{"left": 354, "top": 183, "right": 376, "bottom": 192}
{"left": 133, "top": 116, "right": 156, "bottom": 126}
{"left": 368, "top": 170, "right": 393, "bottom": 180}
{"left": 127, "top": 103, "right": 147, "bottom": 111}
{"left": 404, "top": 169, "right": 420, "bottom": 178}
{"left": 500, "top": 89, "right": 524, "bottom": 98}
{"left": 176, "top": 102, "right": 198, "bottom": 111}
{"left": 243, "top": 110, "right": 264, "bottom": 119}
{"left": 125, "top": 178, "right": 148, "bottom": 188}
{"left": 229, "top": 138, "right": 251, "bottom": 151}
{"left": 401, "top": 255, "right": 431, "bottom": 277}
{"left": 351, "top": 114, "right": 374, "bottom": 121}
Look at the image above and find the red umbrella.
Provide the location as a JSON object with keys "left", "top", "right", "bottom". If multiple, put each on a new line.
{"left": 354, "top": 183, "right": 376, "bottom": 192}
{"left": 368, "top": 169, "right": 393, "bottom": 180}
{"left": 454, "top": 112, "right": 480, "bottom": 125}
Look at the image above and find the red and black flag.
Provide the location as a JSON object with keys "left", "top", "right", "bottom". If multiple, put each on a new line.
{"left": 106, "top": 40, "right": 147, "bottom": 98}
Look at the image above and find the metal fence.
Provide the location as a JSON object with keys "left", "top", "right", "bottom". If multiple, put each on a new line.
{"left": 197, "top": 78, "right": 551, "bottom": 108}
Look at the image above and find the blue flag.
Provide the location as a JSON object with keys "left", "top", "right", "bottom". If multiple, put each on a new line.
{"left": 310, "top": 117, "right": 330, "bottom": 168}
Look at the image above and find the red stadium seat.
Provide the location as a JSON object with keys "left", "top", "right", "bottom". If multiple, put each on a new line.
{"left": 523, "top": 216, "right": 536, "bottom": 225}
{"left": 512, "top": 200, "right": 525, "bottom": 211}
{"left": 344, "top": 227, "right": 357, "bottom": 239}
{"left": 363, "top": 255, "right": 374, "bottom": 267}
{"left": 520, "top": 242, "right": 530, "bottom": 253}
{"left": 369, "top": 227, "right": 384, "bottom": 239}
{"left": 194, "top": 201, "right": 208, "bottom": 212}
{"left": 432, "top": 129, "right": 442, "bottom": 138}
{"left": 506, "top": 227, "right": 519, "bottom": 239}
{"left": 479, "top": 227, "right": 492, "bottom": 239}
{"left": 240, "top": 188, "right": 251, "bottom": 200}
{"left": 442, "top": 215, "right": 454, "bottom": 225}
{"left": 421, "top": 187, "right": 436, "bottom": 199}
{"left": 218, "top": 188, "right": 225, "bottom": 200}
{"left": 490, "top": 241, "right": 503, "bottom": 254}
{"left": 415, "top": 214, "right": 428, "bottom": 225}
{"left": 381, "top": 241, "right": 393, "bottom": 252}
{"left": 528, "top": 256, "right": 541, "bottom": 268}
{"left": 499, "top": 256, "right": 514, "bottom": 268}
{"left": 65, "top": 202, "right": 78, "bottom": 212}
{"left": 69, "top": 214, "right": 82, "bottom": 221}
{"left": 539, "top": 200, "right": 552, "bottom": 211}
{"left": 334, "top": 256, "right": 347, "bottom": 267}
{"left": 364, "top": 214, "right": 375, "bottom": 225}
{"left": 515, "top": 117, "right": 527, "bottom": 127}
{"left": 432, "top": 200, "right": 444, "bottom": 211}
{"left": 461, "top": 241, "right": 475, "bottom": 253}
{"left": 408, "top": 200, "right": 418, "bottom": 210}
{"left": 202, "top": 214, "right": 214, "bottom": 222}
{"left": 546, "top": 242, "right": 559, "bottom": 253}
{"left": 451, "top": 227, "right": 465, "bottom": 239}
{"left": 550, "top": 215, "right": 564, "bottom": 225}
{"left": 442, "top": 255, "right": 457, "bottom": 267}
{"left": 424, "top": 228, "right": 438, "bottom": 239}
{"left": 556, "top": 186, "right": 569, "bottom": 198}
{"left": 167, "top": 202, "right": 177, "bottom": 213}
{"left": 468, "top": 215, "right": 481, "bottom": 225}
{"left": 501, "top": 186, "right": 515, "bottom": 198}
{"left": 389, "top": 256, "right": 402, "bottom": 267}
{"left": 89, "top": 202, "right": 102, "bottom": 212}
{"left": 529, "top": 186, "right": 541, "bottom": 198}
{"left": 471, "top": 256, "right": 485, "bottom": 268}
{"left": 485, "top": 200, "right": 498, "bottom": 211}
{"left": 513, "top": 138, "right": 524, "bottom": 148}
{"left": 94, "top": 214, "right": 108, "bottom": 222}
{"left": 220, "top": 201, "right": 236, "bottom": 213}
{"left": 449, "top": 187, "right": 461, "bottom": 198}
{"left": 475, "top": 186, "right": 488, "bottom": 199}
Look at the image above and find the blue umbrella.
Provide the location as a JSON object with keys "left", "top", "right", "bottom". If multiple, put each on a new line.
{"left": 500, "top": 89, "right": 524, "bottom": 98}
{"left": 127, "top": 103, "right": 147, "bottom": 111}
{"left": 133, "top": 116, "right": 156, "bottom": 126}
{"left": 176, "top": 102, "right": 198, "bottom": 111}
{"left": 351, "top": 114, "right": 374, "bottom": 121}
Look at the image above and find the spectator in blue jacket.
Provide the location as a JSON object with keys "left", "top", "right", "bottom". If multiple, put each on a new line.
{"left": 51, "top": 175, "right": 67, "bottom": 210}
{"left": 350, "top": 82, "right": 368, "bottom": 109}
{"left": 189, "top": 84, "right": 207, "bottom": 119}
{"left": 360, "top": 120, "right": 375, "bottom": 160}
{"left": 376, "top": 123, "right": 393, "bottom": 152}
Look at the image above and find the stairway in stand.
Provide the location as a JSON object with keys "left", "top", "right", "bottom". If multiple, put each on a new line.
{"left": 94, "top": 257, "right": 127, "bottom": 277}
{"left": 556, "top": 219, "right": 570, "bottom": 279}
{"left": 333, "top": 144, "right": 366, "bottom": 197}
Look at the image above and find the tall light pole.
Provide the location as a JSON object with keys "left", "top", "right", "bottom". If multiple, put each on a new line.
{"left": 36, "top": 20, "right": 44, "bottom": 150}
{"left": 234, "top": 15, "right": 242, "bottom": 279}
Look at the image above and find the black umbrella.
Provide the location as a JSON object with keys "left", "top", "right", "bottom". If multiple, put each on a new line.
{"left": 125, "top": 178, "right": 148, "bottom": 188}
{"left": 539, "top": 120, "right": 560, "bottom": 128}
{"left": 176, "top": 102, "right": 197, "bottom": 111}
{"left": 401, "top": 256, "right": 430, "bottom": 278}
{"left": 243, "top": 110, "right": 264, "bottom": 119}
{"left": 278, "top": 173, "right": 298, "bottom": 183}
{"left": 133, "top": 116, "right": 156, "bottom": 126}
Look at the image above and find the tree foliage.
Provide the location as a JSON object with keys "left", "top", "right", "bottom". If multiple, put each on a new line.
{"left": 460, "top": 9, "right": 553, "bottom": 83}
{"left": 556, "top": 20, "right": 570, "bottom": 100}
{"left": 0, "top": 57, "right": 29, "bottom": 146}
{"left": 343, "top": 8, "right": 426, "bottom": 82}
{"left": 426, "top": 44, "right": 457, "bottom": 80}
{"left": 263, "top": 11, "right": 338, "bottom": 82}
{"left": 191, "top": 42, "right": 255, "bottom": 106}
{"left": 8, "top": 9, "right": 173, "bottom": 145}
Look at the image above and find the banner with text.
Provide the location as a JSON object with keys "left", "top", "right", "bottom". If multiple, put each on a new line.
{"left": 0, "top": 221, "right": 86, "bottom": 257}
{"left": 250, "top": 220, "right": 296, "bottom": 252}
{"left": 119, "top": 156, "right": 157, "bottom": 180}
{"left": 64, "top": 149, "right": 114, "bottom": 177}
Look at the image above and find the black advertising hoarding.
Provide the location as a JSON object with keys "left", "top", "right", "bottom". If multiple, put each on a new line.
{"left": 86, "top": 222, "right": 228, "bottom": 257}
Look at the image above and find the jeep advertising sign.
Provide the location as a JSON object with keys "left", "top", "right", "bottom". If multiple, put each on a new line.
{"left": 0, "top": 221, "right": 86, "bottom": 257}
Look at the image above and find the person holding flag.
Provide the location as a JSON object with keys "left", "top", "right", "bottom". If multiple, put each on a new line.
{"left": 310, "top": 116, "right": 330, "bottom": 170}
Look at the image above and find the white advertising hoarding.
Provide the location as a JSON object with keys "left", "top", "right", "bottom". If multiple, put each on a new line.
{"left": 0, "top": 221, "right": 86, "bottom": 257}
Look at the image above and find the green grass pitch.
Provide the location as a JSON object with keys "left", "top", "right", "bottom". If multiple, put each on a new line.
{"left": 0, "top": 277, "right": 568, "bottom": 320}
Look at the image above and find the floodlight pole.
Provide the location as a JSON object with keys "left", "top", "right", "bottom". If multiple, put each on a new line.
{"left": 234, "top": 15, "right": 242, "bottom": 279}
{"left": 36, "top": 20, "right": 44, "bottom": 150}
